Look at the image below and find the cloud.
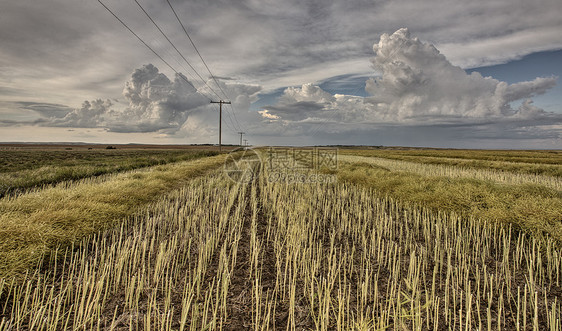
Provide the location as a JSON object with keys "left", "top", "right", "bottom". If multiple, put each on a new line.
{"left": 502, "top": 77, "right": 557, "bottom": 102}
{"left": 16, "top": 102, "right": 72, "bottom": 118}
{"left": 53, "top": 99, "right": 113, "bottom": 128}
{"left": 261, "top": 28, "right": 560, "bottom": 139}
{"left": 260, "top": 84, "right": 335, "bottom": 121}
{"left": 20, "top": 64, "right": 264, "bottom": 136}
{"left": 364, "top": 28, "right": 558, "bottom": 121}
{"left": 437, "top": 27, "right": 562, "bottom": 68}
{"left": 1, "top": 0, "right": 561, "bottom": 116}
{"left": 114, "top": 64, "right": 210, "bottom": 132}
{"left": 207, "top": 80, "right": 262, "bottom": 111}
{"left": 265, "top": 101, "right": 327, "bottom": 122}
{"left": 258, "top": 110, "right": 280, "bottom": 120}
{"left": 41, "top": 64, "right": 210, "bottom": 133}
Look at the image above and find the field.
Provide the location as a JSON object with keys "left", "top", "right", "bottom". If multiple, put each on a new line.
{"left": 339, "top": 148, "right": 562, "bottom": 177}
{"left": 0, "top": 144, "right": 221, "bottom": 198}
{"left": 0, "top": 145, "right": 561, "bottom": 330}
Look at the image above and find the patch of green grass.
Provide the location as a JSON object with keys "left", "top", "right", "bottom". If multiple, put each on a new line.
{"left": 0, "top": 154, "right": 228, "bottom": 279}
{"left": 337, "top": 162, "right": 562, "bottom": 244}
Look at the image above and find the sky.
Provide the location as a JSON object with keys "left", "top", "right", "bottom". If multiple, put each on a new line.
{"left": 1, "top": 0, "right": 561, "bottom": 148}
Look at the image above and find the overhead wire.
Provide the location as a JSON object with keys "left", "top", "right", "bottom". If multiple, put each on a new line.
{"left": 165, "top": 0, "right": 228, "bottom": 100}
{"left": 166, "top": 0, "right": 247, "bottom": 134}
{"left": 226, "top": 103, "right": 245, "bottom": 133}
{"left": 212, "top": 103, "right": 237, "bottom": 132}
{"left": 100, "top": 0, "right": 247, "bottom": 138}
{"left": 150, "top": 34, "right": 203, "bottom": 86}
{"left": 223, "top": 107, "right": 240, "bottom": 132}
{"left": 97, "top": 0, "right": 210, "bottom": 102}
{"left": 133, "top": 0, "right": 223, "bottom": 101}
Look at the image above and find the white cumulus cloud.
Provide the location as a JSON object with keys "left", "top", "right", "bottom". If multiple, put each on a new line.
{"left": 53, "top": 99, "right": 114, "bottom": 128}
{"left": 365, "top": 28, "right": 557, "bottom": 122}
{"left": 262, "top": 28, "right": 560, "bottom": 134}
{"left": 21, "top": 64, "right": 265, "bottom": 139}
{"left": 45, "top": 64, "right": 215, "bottom": 133}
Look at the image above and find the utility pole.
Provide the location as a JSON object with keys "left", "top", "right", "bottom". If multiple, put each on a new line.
{"left": 237, "top": 132, "right": 245, "bottom": 147}
{"left": 244, "top": 139, "right": 248, "bottom": 147}
{"left": 210, "top": 100, "right": 231, "bottom": 152}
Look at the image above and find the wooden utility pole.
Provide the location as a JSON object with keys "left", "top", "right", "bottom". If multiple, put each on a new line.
{"left": 210, "top": 100, "right": 231, "bottom": 152}
{"left": 237, "top": 132, "right": 245, "bottom": 147}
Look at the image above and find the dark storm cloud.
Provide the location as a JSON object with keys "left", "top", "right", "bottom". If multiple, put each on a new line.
{"left": 0, "top": 86, "right": 30, "bottom": 97}
{"left": 299, "top": 121, "right": 561, "bottom": 149}
{"left": 0, "top": 1, "right": 116, "bottom": 80}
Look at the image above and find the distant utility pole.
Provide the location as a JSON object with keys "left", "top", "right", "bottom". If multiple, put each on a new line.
{"left": 244, "top": 139, "right": 248, "bottom": 147}
{"left": 237, "top": 132, "right": 245, "bottom": 147}
{"left": 210, "top": 100, "right": 231, "bottom": 152}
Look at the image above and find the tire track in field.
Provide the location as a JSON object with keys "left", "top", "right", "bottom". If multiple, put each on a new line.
{"left": 252, "top": 165, "right": 287, "bottom": 330}
{"left": 221, "top": 169, "right": 255, "bottom": 330}
{"left": 222, "top": 163, "right": 289, "bottom": 330}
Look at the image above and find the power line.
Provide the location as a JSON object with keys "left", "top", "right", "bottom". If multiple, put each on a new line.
{"left": 99, "top": 0, "right": 246, "bottom": 142}
{"left": 133, "top": 0, "right": 223, "bottom": 100}
{"left": 227, "top": 103, "right": 245, "bottom": 132}
{"left": 210, "top": 100, "right": 231, "bottom": 152}
{"left": 237, "top": 132, "right": 245, "bottom": 146}
{"left": 165, "top": 0, "right": 228, "bottom": 100}
{"left": 166, "top": 0, "right": 246, "bottom": 133}
{"left": 210, "top": 104, "right": 237, "bottom": 136}
{"left": 223, "top": 108, "right": 239, "bottom": 132}
{"left": 97, "top": 0, "right": 210, "bottom": 101}
{"left": 148, "top": 35, "right": 200, "bottom": 84}
{"left": 221, "top": 107, "right": 238, "bottom": 133}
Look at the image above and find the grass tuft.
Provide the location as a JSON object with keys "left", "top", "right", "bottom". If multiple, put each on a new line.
{"left": 0, "top": 154, "right": 227, "bottom": 279}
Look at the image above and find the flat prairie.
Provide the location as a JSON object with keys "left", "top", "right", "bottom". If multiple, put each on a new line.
{"left": 0, "top": 146, "right": 560, "bottom": 330}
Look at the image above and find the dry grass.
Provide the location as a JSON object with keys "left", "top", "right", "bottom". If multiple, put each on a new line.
{"left": 0, "top": 149, "right": 218, "bottom": 197}
{"left": 0, "top": 161, "right": 560, "bottom": 329}
{"left": 339, "top": 154, "right": 562, "bottom": 190}
{"left": 340, "top": 149, "right": 562, "bottom": 177}
{"left": 340, "top": 148, "right": 562, "bottom": 164}
{"left": 0, "top": 154, "right": 227, "bottom": 280}
{"left": 336, "top": 156, "right": 562, "bottom": 244}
